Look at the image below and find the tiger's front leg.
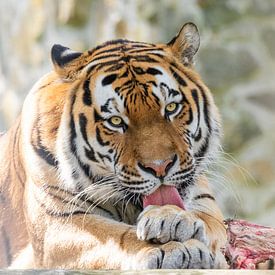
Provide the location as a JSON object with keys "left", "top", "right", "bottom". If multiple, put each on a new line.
{"left": 31, "top": 213, "right": 215, "bottom": 269}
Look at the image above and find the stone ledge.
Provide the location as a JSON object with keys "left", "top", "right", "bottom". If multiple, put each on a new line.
{"left": 0, "top": 270, "right": 274, "bottom": 275}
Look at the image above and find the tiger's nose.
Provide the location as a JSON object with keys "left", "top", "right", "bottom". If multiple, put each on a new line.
{"left": 138, "top": 155, "right": 177, "bottom": 178}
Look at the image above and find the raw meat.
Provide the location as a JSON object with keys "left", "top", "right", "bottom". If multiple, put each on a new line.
{"left": 223, "top": 219, "right": 275, "bottom": 269}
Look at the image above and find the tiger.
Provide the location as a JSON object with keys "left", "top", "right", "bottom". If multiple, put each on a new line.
{"left": 0, "top": 22, "right": 227, "bottom": 269}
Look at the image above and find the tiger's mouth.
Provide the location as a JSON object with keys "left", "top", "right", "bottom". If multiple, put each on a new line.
{"left": 142, "top": 185, "right": 185, "bottom": 210}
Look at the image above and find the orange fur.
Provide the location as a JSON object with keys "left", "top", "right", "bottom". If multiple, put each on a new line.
{"left": 0, "top": 24, "right": 227, "bottom": 269}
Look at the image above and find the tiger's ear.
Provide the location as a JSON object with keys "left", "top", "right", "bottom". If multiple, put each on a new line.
{"left": 51, "top": 44, "right": 83, "bottom": 79}
{"left": 167, "top": 23, "right": 200, "bottom": 66}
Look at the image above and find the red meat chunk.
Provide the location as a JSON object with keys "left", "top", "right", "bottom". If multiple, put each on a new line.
{"left": 223, "top": 219, "right": 275, "bottom": 269}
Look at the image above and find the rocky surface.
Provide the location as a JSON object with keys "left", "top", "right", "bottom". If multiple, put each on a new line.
{"left": 0, "top": 0, "right": 275, "bottom": 226}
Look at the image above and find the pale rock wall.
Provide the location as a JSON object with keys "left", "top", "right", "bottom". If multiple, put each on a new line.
{"left": 0, "top": 0, "right": 275, "bottom": 225}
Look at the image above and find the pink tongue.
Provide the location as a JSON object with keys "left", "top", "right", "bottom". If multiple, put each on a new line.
{"left": 143, "top": 185, "right": 185, "bottom": 209}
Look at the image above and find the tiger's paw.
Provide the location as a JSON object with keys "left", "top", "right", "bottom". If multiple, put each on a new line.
{"left": 131, "top": 239, "right": 215, "bottom": 269}
{"left": 137, "top": 205, "right": 208, "bottom": 245}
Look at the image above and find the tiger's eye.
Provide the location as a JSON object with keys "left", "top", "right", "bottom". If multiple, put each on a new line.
{"left": 165, "top": 102, "right": 178, "bottom": 113}
{"left": 110, "top": 116, "right": 123, "bottom": 126}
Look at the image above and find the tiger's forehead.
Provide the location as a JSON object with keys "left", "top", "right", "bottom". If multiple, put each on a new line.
{"left": 89, "top": 39, "right": 166, "bottom": 59}
{"left": 84, "top": 39, "right": 173, "bottom": 77}
{"left": 92, "top": 63, "right": 181, "bottom": 117}
{"left": 83, "top": 39, "right": 191, "bottom": 117}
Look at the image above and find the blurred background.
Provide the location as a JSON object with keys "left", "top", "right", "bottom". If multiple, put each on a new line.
{"left": 0, "top": 0, "right": 275, "bottom": 225}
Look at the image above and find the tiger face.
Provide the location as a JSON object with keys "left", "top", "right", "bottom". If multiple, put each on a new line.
{"left": 53, "top": 23, "right": 220, "bottom": 206}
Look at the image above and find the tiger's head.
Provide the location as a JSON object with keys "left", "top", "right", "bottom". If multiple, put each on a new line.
{"left": 49, "top": 23, "right": 220, "bottom": 207}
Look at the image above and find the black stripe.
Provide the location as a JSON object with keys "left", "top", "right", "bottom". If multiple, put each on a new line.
{"left": 194, "top": 193, "right": 215, "bottom": 201}
{"left": 96, "top": 127, "right": 110, "bottom": 146}
{"left": 172, "top": 166, "right": 194, "bottom": 176}
{"left": 132, "top": 55, "right": 159, "bottom": 63}
{"left": 132, "top": 66, "right": 144, "bottom": 74}
{"left": 191, "top": 89, "right": 201, "bottom": 140}
{"left": 146, "top": 67, "right": 163, "bottom": 75}
{"left": 91, "top": 53, "right": 121, "bottom": 63}
{"left": 180, "top": 91, "right": 193, "bottom": 125}
{"left": 97, "top": 152, "right": 112, "bottom": 163}
{"left": 194, "top": 128, "right": 202, "bottom": 142}
{"left": 83, "top": 80, "right": 92, "bottom": 106}
{"left": 69, "top": 95, "right": 91, "bottom": 178}
{"left": 104, "top": 63, "right": 124, "bottom": 72}
{"left": 79, "top": 113, "right": 89, "bottom": 144}
{"left": 45, "top": 191, "right": 77, "bottom": 206}
{"left": 119, "top": 180, "right": 150, "bottom": 188}
{"left": 199, "top": 86, "right": 212, "bottom": 133}
{"left": 194, "top": 133, "right": 210, "bottom": 160}
{"left": 85, "top": 147, "right": 98, "bottom": 162}
{"left": 46, "top": 209, "right": 87, "bottom": 217}
{"left": 101, "top": 98, "right": 113, "bottom": 114}
{"left": 69, "top": 95, "right": 77, "bottom": 153}
{"left": 168, "top": 88, "right": 180, "bottom": 97}
{"left": 151, "top": 92, "right": 161, "bottom": 106}
{"left": 93, "top": 39, "right": 129, "bottom": 50}
{"left": 170, "top": 67, "right": 187, "bottom": 86}
{"left": 113, "top": 147, "right": 123, "bottom": 166}
{"left": 44, "top": 201, "right": 115, "bottom": 219}
{"left": 119, "top": 69, "right": 129, "bottom": 79}
{"left": 184, "top": 108, "right": 194, "bottom": 125}
{"left": 102, "top": 74, "right": 117, "bottom": 86}
{"left": 33, "top": 144, "right": 57, "bottom": 166}
{"left": 179, "top": 73, "right": 213, "bottom": 163}
{"left": 148, "top": 80, "right": 157, "bottom": 87}
{"left": 183, "top": 71, "right": 212, "bottom": 134}
{"left": 31, "top": 117, "right": 57, "bottom": 167}
{"left": 93, "top": 46, "right": 125, "bottom": 57}
{"left": 86, "top": 64, "right": 98, "bottom": 75}
{"left": 127, "top": 47, "right": 164, "bottom": 54}
{"left": 78, "top": 113, "right": 98, "bottom": 163}
{"left": 87, "top": 60, "right": 119, "bottom": 74}
{"left": 101, "top": 124, "right": 116, "bottom": 135}
{"left": 129, "top": 42, "right": 155, "bottom": 48}
{"left": 43, "top": 198, "right": 114, "bottom": 218}
{"left": 94, "top": 109, "right": 104, "bottom": 122}
{"left": 34, "top": 193, "right": 87, "bottom": 217}
{"left": 120, "top": 80, "right": 133, "bottom": 89}
{"left": 79, "top": 160, "right": 91, "bottom": 178}
{"left": 42, "top": 184, "right": 78, "bottom": 197}
{"left": 98, "top": 60, "right": 122, "bottom": 70}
